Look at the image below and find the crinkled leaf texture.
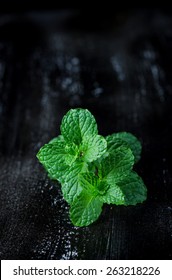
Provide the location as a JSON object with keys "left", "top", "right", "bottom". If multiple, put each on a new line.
{"left": 70, "top": 191, "right": 103, "bottom": 227}
{"left": 60, "top": 108, "right": 98, "bottom": 144}
{"left": 115, "top": 172, "right": 147, "bottom": 205}
{"left": 37, "top": 108, "right": 147, "bottom": 227}
{"left": 79, "top": 172, "right": 125, "bottom": 205}
{"left": 37, "top": 109, "right": 107, "bottom": 183}
{"left": 100, "top": 172, "right": 147, "bottom": 206}
{"left": 61, "top": 162, "right": 87, "bottom": 204}
{"left": 36, "top": 136, "right": 76, "bottom": 182}
{"left": 96, "top": 146, "right": 134, "bottom": 181}
{"left": 100, "top": 184, "right": 125, "bottom": 205}
{"left": 106, "top": 132, "right": 142, "bottom": 163}
{"left": 80, "top": 135, "right": 107, "bottom": 162}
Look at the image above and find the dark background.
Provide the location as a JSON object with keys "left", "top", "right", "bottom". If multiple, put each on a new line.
{"left": 0, "top": 8, "right": 172, "bottom": 259}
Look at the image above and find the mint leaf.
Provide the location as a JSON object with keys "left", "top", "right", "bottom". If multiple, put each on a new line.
{"left": 80, "top": 135, "right": 107, "bottom": 162}
{"left": 97, "top": 146, "right": 134, "bottom": 181}
{"left": 100, "top": 172, "right": 147, "bottom": 206}
{"left": 106, "top": 137, "right": 128, "bottom": 154}
{"left": 60, "top": 109, "right": 107, "bottom": 163}
{"left": 49, "top": 135, "right": 65, "bottom": 144}
{"left": 60, "top": 108, "right": 98, "bottom": 145}
{"left": 36, "top": 136, "right": 77, "bottom": 182}
{"left": 37, "top": 109, "right": 107, "bottom": 206}
{"left": 37, "top": 108, "right": 147, "bottom": 227}
{"left": 61, "top": 162, "right": 87, "bottom": 204}
{"left": 80, "top": 172, "right": 124, "bottom": 205}
{"left": 106, "top": 132, "right": 142, "bottom": 163}
{"left": 79, "top": 172, "right": 98, "bottom": 193}
{"left": 70, "top": 191, "right": 103, "bottom": 227}
{"left": 116, "top": 172, "right": 147, "bottom": 205}
{"left": 100, "top": 184, "right": 125, "bottom": 205}
{"left": 79, "top": 172, "right": 107, "bottom": 196}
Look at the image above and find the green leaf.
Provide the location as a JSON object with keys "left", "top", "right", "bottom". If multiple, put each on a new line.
{"left": 70, "top": 191, "right": 103, "bottom": 227}
{"left": 100, "top": 184, "right": 125, "bottom": 205}
{"left": 37, "top": 108, "right": 147, "bottom": 227}
{"left": 100, "top": 172, "right": 147, "bottom": 206}
{"left": 116, "top": 172, "right": 147, "bottom": 205}
{"left": 97, "top": 146, "right": 134, "bottom": 182}
{"left": 79, "top": 172, "right": 108, "bottom": 196}
{"left": 80, "top": 135, "right": 107, "bottom": 162}
{"left": 106, "top": 137, "right": 128, "bottom": 154}
{"left": 79, "top": 172, "right": 99, "bottom": 194}
{"left": 106, "top": 132, "right": 142, "bottom": 163}
{"left": 60, "top": 108, "right": 98, "bottom": 145}
{"left": 61, "top": 162, "right": 87, "bottom": 204}
{"left": 36, "top": 136, "right": 78, "bottom": 182}
{"left": 49, "top": 135, "right": 65, "bottom": 144}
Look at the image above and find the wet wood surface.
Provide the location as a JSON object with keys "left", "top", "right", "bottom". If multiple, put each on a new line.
{"left": 0, "top": 10, "right": 172, "bottom": 259}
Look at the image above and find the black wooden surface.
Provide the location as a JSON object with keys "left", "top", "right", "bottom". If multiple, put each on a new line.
{"left": 0, "top": 10, "right": 172, "bottom": 260}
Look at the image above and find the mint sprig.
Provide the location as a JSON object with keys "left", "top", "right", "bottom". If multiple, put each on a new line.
{"left": 37, "top": 108, "right": 147, "bottom": 227}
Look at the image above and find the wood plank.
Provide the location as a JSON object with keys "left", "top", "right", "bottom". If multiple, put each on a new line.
{"left": 0, "top": 10, "right": 172, "bottom": 259}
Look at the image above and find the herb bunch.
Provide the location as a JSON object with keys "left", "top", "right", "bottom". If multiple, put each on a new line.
{"left": 37, "top": 108, "right": 147, "bottom": 227}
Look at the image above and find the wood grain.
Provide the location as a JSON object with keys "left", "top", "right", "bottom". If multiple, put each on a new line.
{"left": 0, "top": 10, "right": 172, "bottom": 259}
